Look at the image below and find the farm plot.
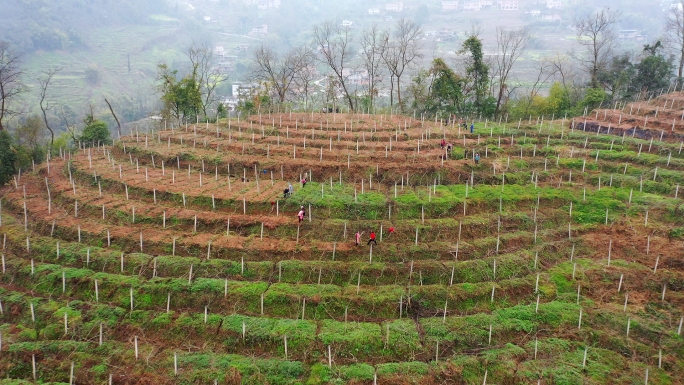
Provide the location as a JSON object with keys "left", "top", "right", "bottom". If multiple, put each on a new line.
{"left": 1, "top": 109, "right": 684, "bottom": 384}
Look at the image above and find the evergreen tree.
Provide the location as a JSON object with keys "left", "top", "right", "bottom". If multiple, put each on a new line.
{"left": 460, "top": 36, "right": 490, "bottom": 114}
{"left": 0, "top": 130, "right": 16, "bottom": 186}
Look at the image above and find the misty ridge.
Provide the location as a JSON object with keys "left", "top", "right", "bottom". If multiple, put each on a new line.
{"left": 0, "top": 0, "right": 680, "bottom": 143}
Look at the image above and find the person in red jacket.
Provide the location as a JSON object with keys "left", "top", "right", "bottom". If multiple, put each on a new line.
{"left": 367, "top": 230, "right": 377, "bottom": 246}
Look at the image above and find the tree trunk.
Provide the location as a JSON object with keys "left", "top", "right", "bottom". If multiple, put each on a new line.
{"left": 495, "top": 84, "right": 505, "bottom": 116}
{"left": 105, "top": 99, "right": 122, "bottom": 139}
{"left": 396, "top": 75, "right": 403, "bottom": 113}
{"left": 679, "top": 46, "right": 684, "bottom": 84}
{"left": 389, "top": 77, "right": 395, "bottom": 108}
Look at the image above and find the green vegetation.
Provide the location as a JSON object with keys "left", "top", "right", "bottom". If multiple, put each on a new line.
{"left": 1, "top": 109, "right": 684, "bottom": 383}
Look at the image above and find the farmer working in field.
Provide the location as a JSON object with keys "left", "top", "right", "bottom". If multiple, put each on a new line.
{"left": 297, "top": 207, "right": 305, "bottom": 223}
{"left": 355, "top": 231, "right": 363, "bottom": 246}
{"left": 474, "top": 153, "right": 480, "bottom": 165}
{"left": 367, "top": 230, "right": 377, "bottom": 246}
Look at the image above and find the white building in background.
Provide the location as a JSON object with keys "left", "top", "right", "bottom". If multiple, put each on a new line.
{"left": 441, "top": 0, "right": 459, "bottom": 11}
{"left": 257, "top": 0, "right": 280, "bottom": 9}
{"left": 368, "top": 8, "right": 380, "bottom": 15}
{"left": 249, "top": 25, "right": 268, "bottom": 36}
{"left": 342, "top": 68, "right": 369, "bottom": 85}
{"left": 213, "top": 46, "right": 225, "bottom": 57}
{"left": 342, "top": 20, "right": 354, "bottom": 27}
{"left": 547, "top": 0, "right": 564, "bottom": 9}
{"left": 619, "top": 30, "right": 638, "bottom": 39}
{"left": 542, "top": 14, "right": 562, "bottom": 22}
{"left": 385, "top": 2, "right": 403, "bottom": 12}
{"left": 500, "top": 0, "right": 519, "bottom": 10}
{"left": 463, "top": 1, "right": 482, "bottom": 11}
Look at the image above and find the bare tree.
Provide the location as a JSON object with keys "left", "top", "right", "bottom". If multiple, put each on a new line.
{"left": 573, "top": 8, "right": 620, "bottom": 88}
{"left": 0, "top": 41, "right": 24, "bottom": 131}
{"left": 290, "top": 59, "right": 318, "bottom": 110}
{"left": 549, "top": 53, "right": 576, "bottom": 88}
{"left": 360, "top": 25, "right": 387, "bottom": 113}
{"left": 38, "top": 69, "right": 59, "bottom": 150}
{"left": 187, "top": 44, "right": 226, "bottom": 118}
{"left": 521, "top": 58, "right": 555, "bottom": 116}
{"left": 312, "top": 21, "right": 356, "bottom": 111}
{"left": 59, "top": 106, "right": 78, "bottom": 143}
{"left": 382, "top": 18, "right": 422, "bottom": 112}
{"left": 251, "top": 45, "right": 313, "bottom": 105}
{"left": 493, "top": 26, "right": 530, "bottom": 115}
{"left": 104, "top": 98, "right": 122, "bottom": 139}
{"left": 666, "top": 1, "right": 684, "bottom": 84}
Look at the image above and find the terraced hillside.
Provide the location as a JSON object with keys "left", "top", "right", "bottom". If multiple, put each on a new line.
{"left": 1, "top": 106, "right": 683, "bottom": 384}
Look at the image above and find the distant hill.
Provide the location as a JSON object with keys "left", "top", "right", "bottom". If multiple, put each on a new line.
{"left": 0, "top": 0, "right": 170, "bottom": 52}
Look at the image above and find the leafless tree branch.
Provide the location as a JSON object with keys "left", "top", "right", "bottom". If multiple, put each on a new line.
{"left": 572, "top": 8, "right": 620, "bottom": 88}
{"left": 0, "top": 41, "right": 25, "bottom": 131}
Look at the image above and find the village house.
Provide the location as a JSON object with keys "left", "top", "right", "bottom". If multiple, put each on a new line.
{"left": 368, "top": 8, "right": 380, "bottom": 15}
{"left": 500, "top": 0, "right": 519, "bottom": 10}
{"left": 342, "top": 20, "right": 354, "bottom": 27}
{"left": 438, "top": 29, "right": 454, "bottom": 38}
{"left": 547, "top": 0, "right": 564, "bottom": 9}
{"left": 257, "top": 1, "right": 280, "bottom": 10}
{"left": 385, "top": 2, "right": 403, "bottom": 12}
{"left": 619, "top": 30, "right": 638, "bottom": 40}
{"left": 542, "top": 14, "right": 562, "bottom": 22}
{"left": 342, "top": 68, "right": 370, "bottom": 86}
{"left": 249, "top": 25, "right": 268, "bottom": 36}
{"left": 463, "top": 1, "right": 482, "bottom": 11}
{"left": 213, "top": 46, "right": 226, "bottom": 58}
{"left": 441, "top": 0, "right": 459, "bottom": 11}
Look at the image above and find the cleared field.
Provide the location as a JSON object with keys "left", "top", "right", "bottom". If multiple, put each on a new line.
{"left": 1, "top": 102, "right": 683, "bottom": 383}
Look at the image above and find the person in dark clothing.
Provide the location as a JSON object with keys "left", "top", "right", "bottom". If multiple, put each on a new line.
{"left": 367, "top": 231, "right": 377, "bottom": 246}
{"left": 283, "top": 188, "right": 290, "bottom": 198}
